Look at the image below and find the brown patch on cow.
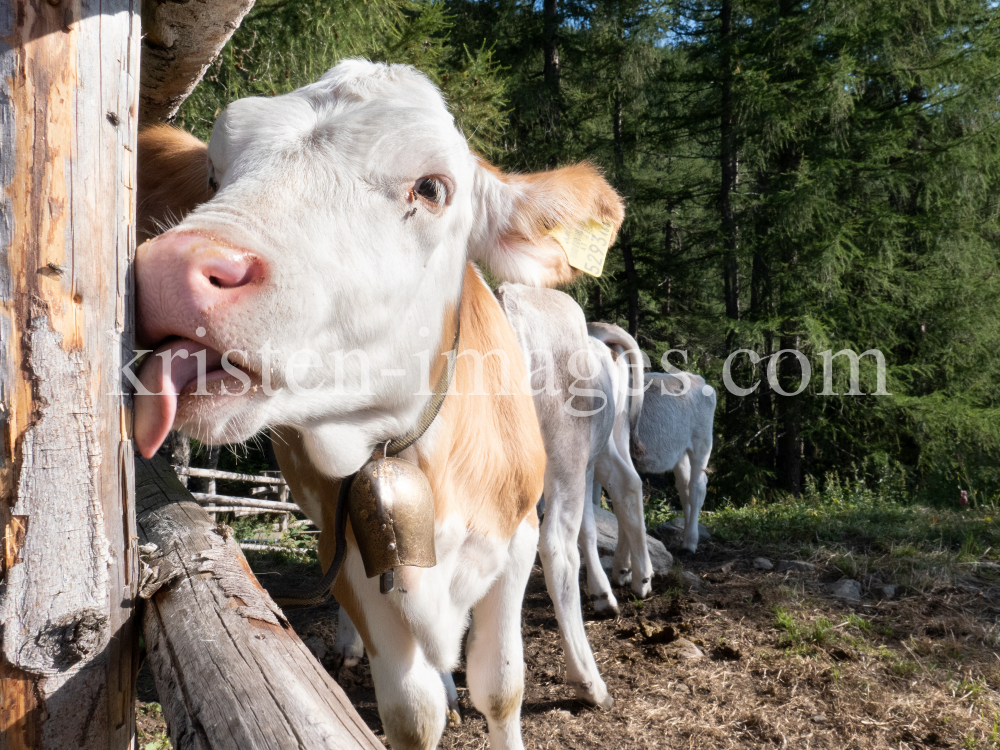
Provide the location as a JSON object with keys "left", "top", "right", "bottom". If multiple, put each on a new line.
{"left": 489, "top": 687, "right": 523, "bottom": 724}
{"left": 137, "top": 124, "right": 214, "bottom": 241}
{"left": 415, "top": 265, "right": 546, "bottom": 537}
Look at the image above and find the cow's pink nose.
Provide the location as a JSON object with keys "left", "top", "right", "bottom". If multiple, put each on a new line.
{"left": 136, "top": 232, "right": 267, "bottom": 347}
{"left": 198, "top": 252, "right": 262, "bottom": 289}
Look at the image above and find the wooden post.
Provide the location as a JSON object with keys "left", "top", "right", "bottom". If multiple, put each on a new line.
{"left": 136, "top": 456, "right": 382, "bottom": 750}
{"left": 0, "top": 1, "right": 140, "bottom": 748}
{"left": 139, "top": 0, "right": 256, "bottom": 121}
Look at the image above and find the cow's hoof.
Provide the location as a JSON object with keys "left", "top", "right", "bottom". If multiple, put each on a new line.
{"left": 614, "top": 568, "right": 633, "bottom": 587}
{"left": 631, "top": 577, "right": 652, "bottom": 599}
{"left": 335, "top": 642, "right": 364, "bottom": 667}
{"left": 674, "top": 548, "right": 693, "bottom": 559}
{"left": 446, "top": 708, "right": 462, "bottom": 728}
{"left": 573, "top": 680, "right": 613, "bottom": 710}
{"left": 591, "top": 591, "right": 620, "bottom": 617}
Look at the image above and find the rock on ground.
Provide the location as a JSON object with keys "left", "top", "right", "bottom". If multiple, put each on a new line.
{"left": 660, "top": 638, "right": 704, "bottom": 661}
{"left": 593, "top": 507, "right": 673, "bottom": 575}
{"left": 827, "top": 579, "right": 862, "bottom": 601}
{"left": 871, "top": 583, "right": 898, "bottom": 599}
{"left": 753, "top": 557, "right": 773, "bottom": 570}
{"left": 654, "top": 517, "right": 712, "bottom": 547}
{"left": 776, "top": 560, "right": 816, "bottom": 573}
{"left": 680, "top": 571, "right": 706, "bottom": 592}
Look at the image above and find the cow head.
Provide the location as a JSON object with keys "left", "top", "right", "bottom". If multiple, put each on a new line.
{"left": 134, "top": 59, "right": 623, "bottom": 478}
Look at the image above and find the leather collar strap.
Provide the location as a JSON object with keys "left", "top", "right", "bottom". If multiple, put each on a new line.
{"left": 385, "top": 320, "right": 461, "bottom": 456}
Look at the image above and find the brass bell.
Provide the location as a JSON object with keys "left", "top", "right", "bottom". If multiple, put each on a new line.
{"left": 347, "top": 452, "right": 437, "bottom": 593}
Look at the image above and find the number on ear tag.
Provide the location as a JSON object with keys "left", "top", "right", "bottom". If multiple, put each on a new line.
{"left": 547, "top": 219, "right": 614, "bottom": 277}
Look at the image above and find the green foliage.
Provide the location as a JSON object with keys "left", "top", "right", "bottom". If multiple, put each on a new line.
{"left": 708, "top": 466, "right": 1000, "bottom": 552}
{"left": 177, "top": 1, "right": 509, "bottom": 156}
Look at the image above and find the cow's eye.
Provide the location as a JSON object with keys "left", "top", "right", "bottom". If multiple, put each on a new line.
{"left": 414, "top": 177, "right": 447, "bottom": 207}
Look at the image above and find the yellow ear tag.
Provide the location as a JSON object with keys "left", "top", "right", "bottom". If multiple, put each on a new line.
{"left": 547, "top": 219, "right": 614, "bottom": 277}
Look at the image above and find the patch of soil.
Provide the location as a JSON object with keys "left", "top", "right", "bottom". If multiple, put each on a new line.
{"left": 140, "top": 542, "right": 1000, "bottom": 749}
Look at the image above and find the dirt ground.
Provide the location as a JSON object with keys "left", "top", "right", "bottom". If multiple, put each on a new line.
{"left": 138, "top": 538, "right": 1000, "bottom": 749}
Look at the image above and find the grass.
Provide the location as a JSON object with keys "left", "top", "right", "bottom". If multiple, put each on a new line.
{"left": 772, "top": 607, "right": 837, "bottom": 654}
{"left": 842, "top": 613, "right": 872, "bottom": 633}
{"left": 645, "top": 470, "right": 1000, "bottom": 596}
{"left": 136, "top": 702, "right": 171, "bottom": 750}
{"left": 647, "top": 467, "right": 1000, "bottom": 561}
{"left": 707, "top": 494, "right": 1000, "bottom": 555}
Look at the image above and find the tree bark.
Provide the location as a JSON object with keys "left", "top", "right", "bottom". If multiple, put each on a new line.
{"left": 719, "top": 0, "right": 739, "bottom": 336}
{"left": 776, "top": 139, "right": 802, "bottom": 494}
{"left": 777, "top": 333, "right": 803, "bottom": 494}
{"left": 136, "top": 456, "right": 382, "bottom": 750}
{"left": 159, "top": 430, "right": 192, "bottom": 487}
{"left": 140, "top": 0, "right": 256, "bottom": 121}
{"left": 613, "top": 94, "right": 639, "bottom": 337}
{"left": 541, "top": 0, "right": 560, "bottom": 157}
{"left": 542, "top": 0, "right": 560, "bottom": 92}
{"left": 620, "top": 234, "right": 640, "bottom": 338}
{"left": 0, "top": 3, "right": 140, "bottom": 747}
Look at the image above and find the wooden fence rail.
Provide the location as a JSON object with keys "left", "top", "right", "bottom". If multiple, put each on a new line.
{"left": 173, "top": 466, "right": 289, "bottom": 485}
{"left": 136, "top": 455, "right": 380, "bottom": 750}
{"left": 171, "top": 465, "right": 307, "bottom": 534}
{"left": 189, "top": 493, "right": 303, "bottom": 514}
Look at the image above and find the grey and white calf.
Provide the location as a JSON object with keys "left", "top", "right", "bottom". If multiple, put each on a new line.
{"left": 634, "top": 372, "right": 716, "bottom": 554}
{"left": 586, "top": 369, "right": 716, "bottom": 582}
{"left": 498, "top": 285, "right": 649, "bottom": 707}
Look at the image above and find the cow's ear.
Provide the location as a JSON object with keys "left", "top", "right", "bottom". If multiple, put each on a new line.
{"left": 468, "top": 159, "right": 625, "bottom": 287}
{"left": 137, "top": 125, "right": 215, "bottom": 242}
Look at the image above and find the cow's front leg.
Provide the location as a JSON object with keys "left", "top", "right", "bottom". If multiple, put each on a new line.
{"left": 317, "top": 518, "right": 367, "bottom": 666}
{"left": 467, "top": 519, "right": 538, "bottom": 749}
{"left": 334, "top": 608, "right": 365, "bottom": 666}
{"left": 441, "top": 671, "right": 462, "bottom": 726}
{"left": 360, "top": 570, "right": 449, "bottom": 749}
{"left": 679, "top": 452, "right": 709, "bottom": 555}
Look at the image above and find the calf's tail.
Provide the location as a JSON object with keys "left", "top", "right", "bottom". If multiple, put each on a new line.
{"left": 586, "top": 322, "right": 647, "bottom": 458}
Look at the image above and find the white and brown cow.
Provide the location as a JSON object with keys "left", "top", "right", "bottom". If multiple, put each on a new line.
{"left": 333, "top": 288, "right": 650, "bottom": 713}
{"left": 134, "top": 60, "right": 623, "bottom": 750}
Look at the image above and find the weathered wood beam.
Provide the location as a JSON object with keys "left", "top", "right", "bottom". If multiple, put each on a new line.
{"left": 136, "top": 455, "right": 382, "bottom": 750}
{"left": 140, "top": 0, "right": 256, "bottom": 122}
{"left": 0, "top": 3, "right": 140, "bottom": 748}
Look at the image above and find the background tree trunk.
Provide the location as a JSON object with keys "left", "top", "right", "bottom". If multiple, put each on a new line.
{"left": 0, "top": 2, "right": 140, "bottom": 747}
{"left": 719, "top": 0, "right": 739, "bottom": 335}
{"left": 613, "top": 93, "right": 639, "bottom": 337}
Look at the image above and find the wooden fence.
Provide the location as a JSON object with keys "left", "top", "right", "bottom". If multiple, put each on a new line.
{"left": 172, "top": 465, "right": 317, "bottom": 553}
{"left": 138, "top": 456, "right": 380, "bottom": 749}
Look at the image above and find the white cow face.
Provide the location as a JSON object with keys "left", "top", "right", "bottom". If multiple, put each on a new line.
{"left": 134, "top": 60, "right": 623, "bottom": 477}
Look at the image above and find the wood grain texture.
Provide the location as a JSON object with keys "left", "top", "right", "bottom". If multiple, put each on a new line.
{"left": 140, "top": 0, "right": 256, "bottom": 121}
{"left": 136, "top": 456, "right": 383, "bottom": 750}
{"left": 0, "top": 2, "right": 140, "bottom": 748}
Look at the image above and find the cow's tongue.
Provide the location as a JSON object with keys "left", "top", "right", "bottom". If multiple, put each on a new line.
{"left": 134, "top": 339, "right": 224, "bottom": 458}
